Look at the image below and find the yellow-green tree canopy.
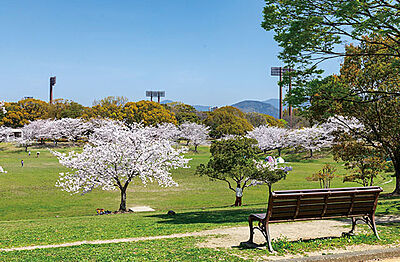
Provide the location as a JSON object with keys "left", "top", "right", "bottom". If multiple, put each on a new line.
{"left": 123, "top": 100, "right": 177, "bottom": 126}
{"left": 1, "top": 98, "right": 49, "bottom": 127}
{"left": 48, "top": 99, "right": 85, "bottom": 119}
{"left": 91, "top": 96, "right": 127, "bottom": 121}
{"left": 245, "top": 112, "right": 284, "bottom": 128}
{"left": 205, "top": 106, "right": 253, "bottom": 138}
{"left": 164, "top": 102, "right": 199, "bottom": 124}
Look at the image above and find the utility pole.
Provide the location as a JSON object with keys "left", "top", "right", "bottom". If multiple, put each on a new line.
{"left": 49, "top": 76, "right": 56, "bottom": 104}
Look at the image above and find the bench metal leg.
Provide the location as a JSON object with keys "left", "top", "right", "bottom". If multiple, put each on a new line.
{"left": 247, "top": 218, "right": 274, "bottom": 252}
{"left": 348, "top": 217, "right": 357, "bottom": 235}
{"left": 263, "top": 222, "right": 274, "bottom": 253}
{"left": 258, "top": 221, "right": 274, "bottom": 252}
{"left": 248, "top": 216, "right": 254, "bottom": 243}
{"left": 369, "top": 215, "right": 380, "bottom": 240}
{"left": 346, "top": 216, "right": 380, "bottom": 240}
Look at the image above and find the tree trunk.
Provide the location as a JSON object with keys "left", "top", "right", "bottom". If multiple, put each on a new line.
{"left": 310, "top": 149, "right": 313, "bottom": 158}
{"left": 119, "top": 188, "right": 127, "bottom": 211}
{"left": 391, "top": 152, "right": 400, "bottom": 195}
{"left": 194, "top": 144, "right": 198, "bottom": 153}
{"left": 278, "top": 148, "right": 281, "bottom": 156}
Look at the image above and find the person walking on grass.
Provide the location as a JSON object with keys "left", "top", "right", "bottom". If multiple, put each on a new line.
{"left": 21, "top": 160, "right": 24, "bottom": 167}
{"left": 36, "top": 152, "right": 40, "bottom": 158}
{"left": 235, "top": 183, "right": 243, "bottom": 206}
{"left": 28, "top": 151, "right": 31, "bottom": 157}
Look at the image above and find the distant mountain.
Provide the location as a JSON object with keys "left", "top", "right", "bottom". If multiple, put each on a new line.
{"left": 160, "top": 100, "right": 174, "bottom": 104}
{"left": 161, "top": 100, "right": 211, "bottom": 111}
{"left": 231, "top": 100, "right": 279, "bottom": 118}
{"left": 263, "top": 98, "right": 287, "bottom": 110}
{"left": 193, "top": 105, "right": 211, "bottom": 112}
{"left": 161, "top": 99, "right": 280, "bottom": 116}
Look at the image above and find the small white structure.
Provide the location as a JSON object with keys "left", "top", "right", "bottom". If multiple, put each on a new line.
{"left": 5, "top": 129, "right": 24, "bottom": 141}
{"left": 129, "top": 206, "right": 155, "bottom": 212}
{"left": 276, "top": 157, "right": 285, "bottom": 164}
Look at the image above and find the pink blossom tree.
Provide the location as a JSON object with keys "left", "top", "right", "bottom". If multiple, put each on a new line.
{"left": 179, "top": 122, "right": 210, "bottom": 152}
{"left": 246, "top": 126, "right": 289, "bottom": 156}
{"left": 52, "top": 123, "right": 190, "bottom": 212}
{"left": 287, "top": 126, "right": 334, "bottom": 157}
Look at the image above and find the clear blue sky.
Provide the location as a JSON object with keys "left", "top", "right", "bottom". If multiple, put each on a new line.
{"left": 0, "top": 0, "right": 339, "bottom": 107}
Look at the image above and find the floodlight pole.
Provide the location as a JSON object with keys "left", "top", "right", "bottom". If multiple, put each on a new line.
{"left": 271, "top": 67, "right": 294, "bottom": 125}
{"left": 49, "top": 76, "right": 56, "bottom": 104}
{"left": 288, "top": 69, "right": 293, "bottom": 126}
{"left": 146, "top": 91, "right": 165, "bottom": 103}
{"left": 279, "top": 67, "right": 283, "bottom": 119}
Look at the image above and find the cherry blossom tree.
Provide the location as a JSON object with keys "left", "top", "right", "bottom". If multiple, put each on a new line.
{"left": 179, "top": 122, "right": 210, "bottom": 152}
{"left": 0, "top": 126, "right": 11, "bottom": 142}
{"left": 56, "top": 118, "right": 89, "bottom": 144}
{"left": 145, "top": 123, "right": 181, "bottom": 142}
{"left": 52, "top": 123, "right": 190, "bottom": 212}
{"left": 320, "top": 116, "right": 365, "bottom": 136}
{"left": 287, "top": 126, "right": 334, "bottom": 157}
{"left": 252, "top": 159, "right": 292, "bottom": 195}
{"left": 246, "top": 126, "right": 289, "bottom": 156}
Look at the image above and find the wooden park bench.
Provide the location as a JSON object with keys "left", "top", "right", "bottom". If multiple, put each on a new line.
{"left": 247, "top": 186, "right": 383, "bottom": 252}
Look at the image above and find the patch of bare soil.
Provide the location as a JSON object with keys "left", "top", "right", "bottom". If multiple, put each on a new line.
{"left": 197, "top": 220, "right": 350, "bottom": 249}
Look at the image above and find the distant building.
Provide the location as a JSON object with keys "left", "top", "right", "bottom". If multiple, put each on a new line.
{"left": 1, "top": 128, "right": 23, "bottom": 142}
{"left": 209, "top": 106, "right": 218, "bottom": 112}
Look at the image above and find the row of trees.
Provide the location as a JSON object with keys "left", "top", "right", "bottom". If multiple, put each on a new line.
{"left": 0, "top": 97, "right": 285, "bottom": 138}
{"left": 0, "top": 118, "right": 210, "bottom": 153}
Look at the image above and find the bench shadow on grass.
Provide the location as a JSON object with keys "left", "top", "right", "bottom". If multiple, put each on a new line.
{"left": 146, "top": 208, "right": 265, "bottom": 225}
{"left": 233, "top": 235, "right": 344, "bottom": 251}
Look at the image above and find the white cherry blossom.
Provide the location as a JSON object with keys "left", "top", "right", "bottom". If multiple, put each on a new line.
{"left": 52, "top": 123, "right": 190, "bottom": 211}
{"left": 179, "top": 122, "right": 210, "bottom": 152}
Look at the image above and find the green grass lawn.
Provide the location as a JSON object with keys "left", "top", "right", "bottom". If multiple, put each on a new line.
{"left": 0, "top": 143, "right": 395, "bottom": 221}
{"left": 0, "top": 142, "right": 399, "bottom": 259}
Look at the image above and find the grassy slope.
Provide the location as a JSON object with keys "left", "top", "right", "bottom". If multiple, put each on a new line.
{"left": 0, "top": 143, "right": 399, "bottom": 254}
{"left": 0, "top": 143, "right": 395, "bottom": 221}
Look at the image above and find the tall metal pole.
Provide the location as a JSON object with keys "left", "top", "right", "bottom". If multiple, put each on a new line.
{"left": 279, "top": 67, "right": 283, "bottom": 119}
{"left": 289, "top": 68, "right": 293, "bottom": 127}
{"left": 50, "top": 83, "right": 53, "bottom": 104}
{"left": 49, "top": 76, "right": 56, "bottom": 104}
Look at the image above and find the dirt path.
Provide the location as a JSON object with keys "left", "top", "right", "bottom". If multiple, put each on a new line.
{"left": 0, "top": 219, "right": 350, "bottom": 252}
{"left": 1, "top": 216, "right": 398, "bottom": 255}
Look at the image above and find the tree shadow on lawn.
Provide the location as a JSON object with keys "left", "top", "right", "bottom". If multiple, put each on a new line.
{"left": 376, "top": 196, "right": 400, "bottom": 217}
{"left": 146, "top": 208, "right": 265, "bottom": 225}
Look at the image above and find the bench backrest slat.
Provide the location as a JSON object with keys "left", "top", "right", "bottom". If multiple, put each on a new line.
{"left": 268, "top": 187, "right": 382, "bottom": 223}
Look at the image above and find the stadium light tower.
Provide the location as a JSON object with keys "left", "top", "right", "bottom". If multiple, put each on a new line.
{"left": 146, "top": 91, "right": 165, "bottom": 103}
{"left": 49, "top": 76, "right": 56, "bottom": 104}
{"left": 270, "top": 67, "right": 294, "bottom": 123}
